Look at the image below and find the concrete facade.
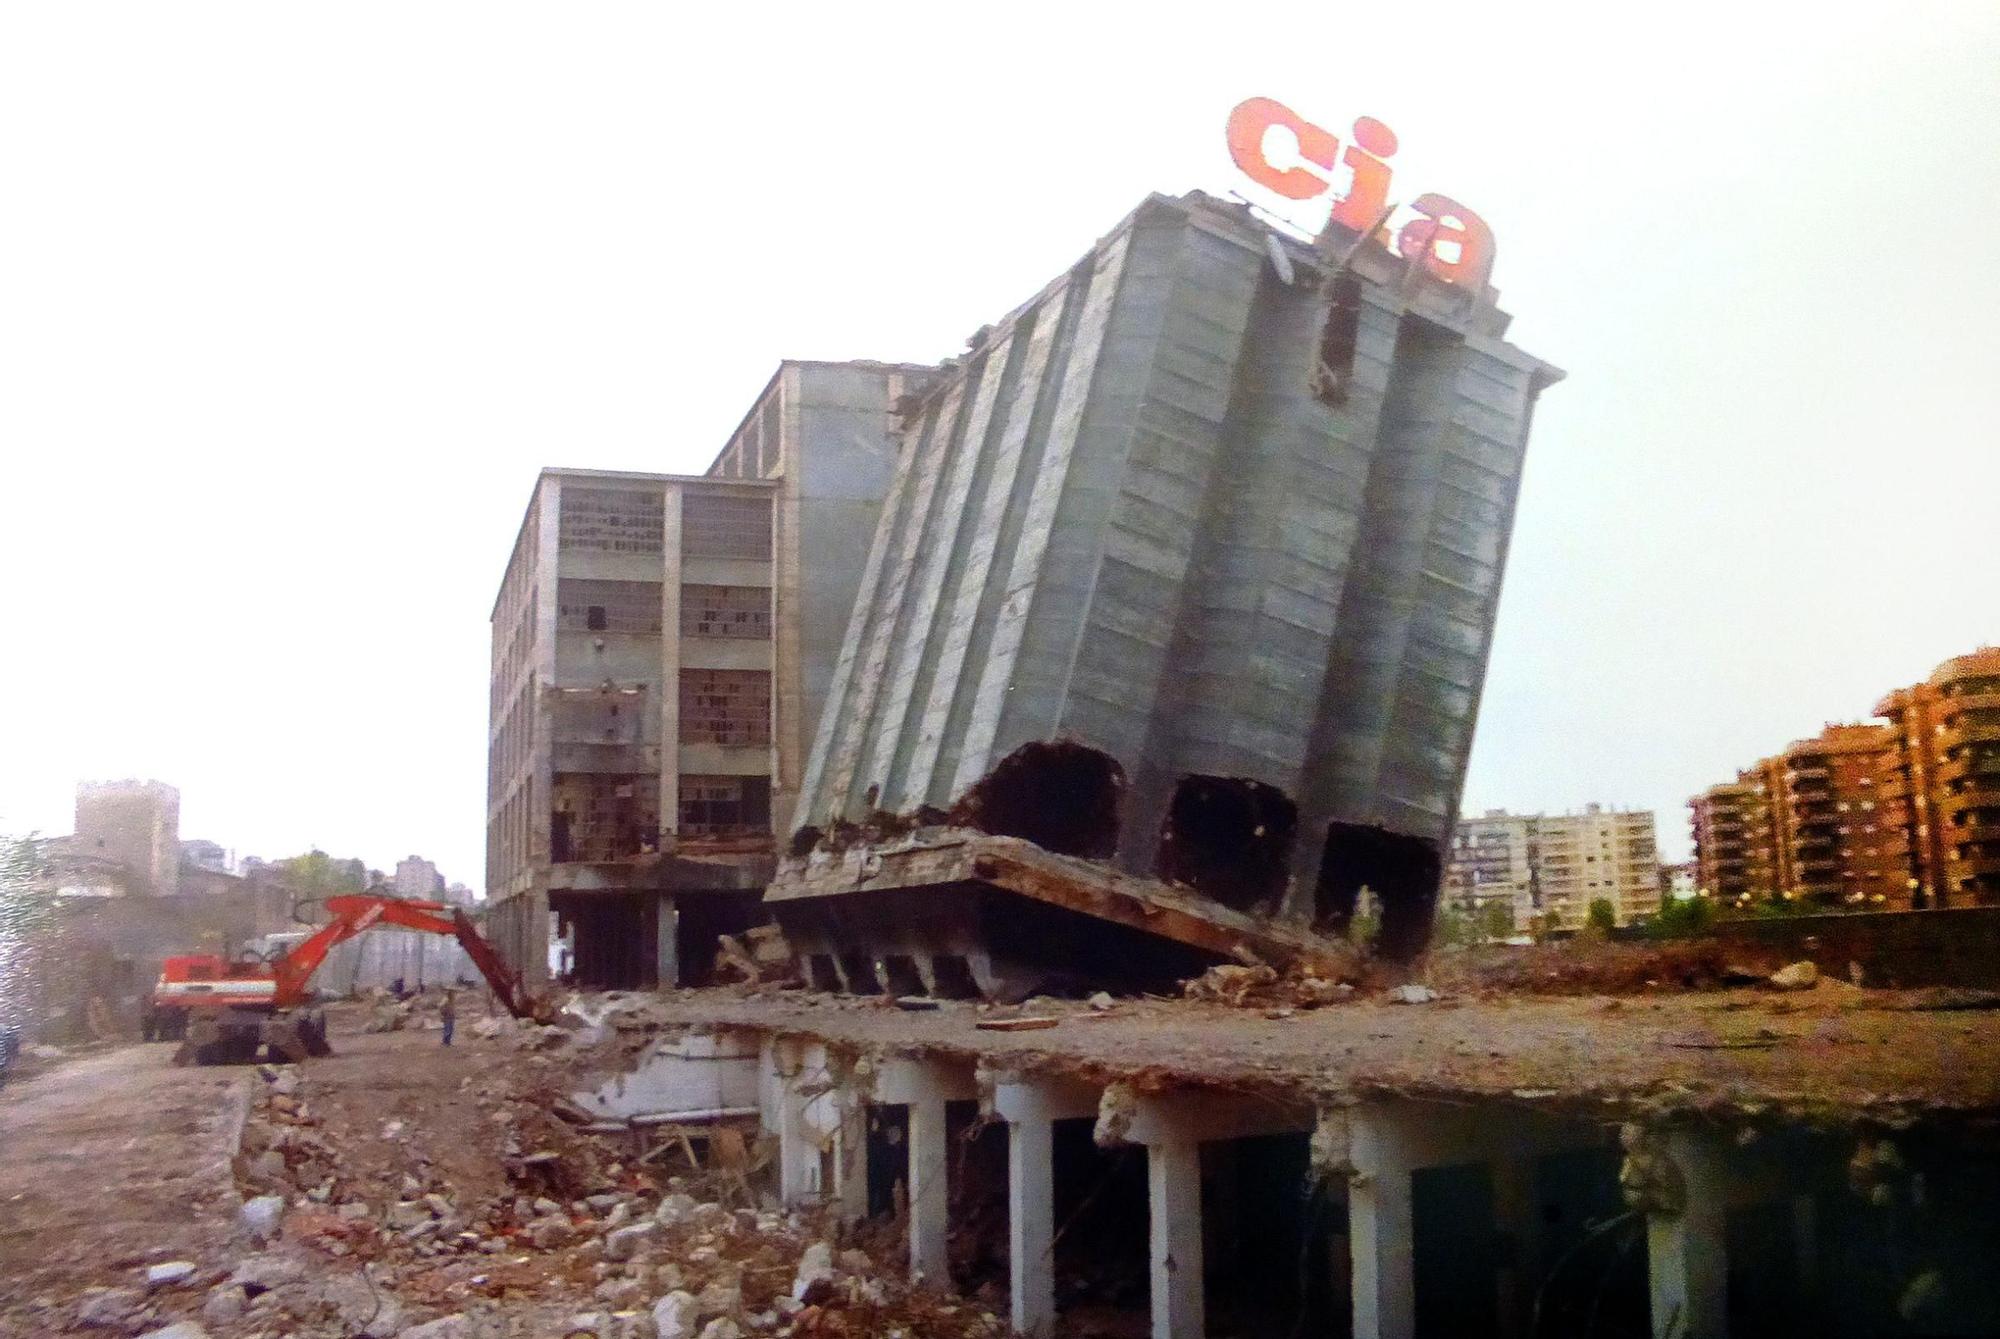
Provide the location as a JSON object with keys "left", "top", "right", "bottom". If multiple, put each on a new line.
{"left": 796, "top": 191, "right": 1561, "bottom": 937}
{"left": 72, "top": 780, "right": 181, "bottom": 897}
{"left": 1446, "top": 805, "right": 1662, "bottom": 928}
{"left": 483, "top": 363, "right": 927, "bottom": 988}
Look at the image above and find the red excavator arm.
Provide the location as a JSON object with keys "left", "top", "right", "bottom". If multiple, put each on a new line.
{"left": 272, "top": 894, "right": 540, "bottom": 1020}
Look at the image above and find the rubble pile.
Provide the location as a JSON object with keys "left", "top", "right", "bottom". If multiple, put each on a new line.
{"left": 131, "top": 1025, "right": 1009, "bottom": 1339}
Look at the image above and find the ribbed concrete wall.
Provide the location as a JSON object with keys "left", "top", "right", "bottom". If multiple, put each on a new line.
{"left": 799, "top": 191, "right": 1560, "bottom": 887}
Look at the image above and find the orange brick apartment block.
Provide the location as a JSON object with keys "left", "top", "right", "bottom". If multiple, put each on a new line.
{"left": 1691, "top": 648, "right": 2000, "bottom": 909}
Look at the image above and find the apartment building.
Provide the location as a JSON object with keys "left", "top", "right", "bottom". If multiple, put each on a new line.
{"left": 1690, "top": 647, "right": 2000, "bottom": 911}
{"left": 1445, "top": 805, "right": 1661, "bottom": 929}
{"left": 1877, "top": 646, "right": 2000, "bottom": 906}
{"left": 484, "top": 361, "right": 929, "bottom": 988}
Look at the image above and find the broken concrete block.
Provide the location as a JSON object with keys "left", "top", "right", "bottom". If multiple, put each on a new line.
{"left": 238, "top": 1194, "right": 285, "bottom": 1241}
{"left": 135, "top": 1324, "right": 210, "bottom": 1339}
{"left": 229, "top": 1251, "right": 306, "bottom": 1296}
{"left": 791, "top": 1241, "right": 836, "bottom": 1303}
{"left": 201, "top": 1284, "right": 246, "bottom": 1326}
{"left": 74, "top": 1286, "right": 144, "bottom": 1328}
{"left": 1770, "top": 961, "right": 1820, "bottom": 991}
{"left": 1387, "top": 984, "right": 1439, "bottom": 1004}
{"left": 698, "top": 1319, "right": 743, "bottom": 1339}
{"left": 397, "top": 1315, "right": 476, "bottom": 1339}
{"left": 146, "top": 1260, "right": 198, "bottom": 1288}
{"left": 603, "top": 1221, "right": 657, "bottom": 1262}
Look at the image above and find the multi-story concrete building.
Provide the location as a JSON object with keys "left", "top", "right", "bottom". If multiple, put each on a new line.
{"left": 484, "top": 361, "right": 928, "bottom": 989}
{"left": 1444, "top": 806, "right": 1660, "bottom": 929}
{"left": 1691, "top": 648, "right": 2000, "bottom": 911}
{"left": 790, "top": 190, "right": 1563, "bottom": 967}
{"left": 72, "top": 780, "right": 180, "bottom": 897}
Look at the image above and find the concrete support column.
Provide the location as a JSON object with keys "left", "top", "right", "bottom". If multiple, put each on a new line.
{"left": 1009, "top": 1112, "right": 1056, "bottom": 1338}
{"left": 907, "top": 1092, "right": 951, "bottom": 1283}
{"left": 1147, "top": 1137, "right": 1204, "bottom": 1339}
{"left": 874, "top": 1059, "right": 979, "bottom": 1289}
{"left": 1646, "top": 1132, "right": 1729, "bottom": 1339}
{"left": 994, "top": 1075, "right": 1103, "bottom": 1339}
{"left": 761, "top": 1039, "right": 817, "bottom": 1208}
{"left": 1347, "top": 1105, "right": 1417, "bottom": 1339}
{"left": 833, "top": 1093, "right": 870, "bottom": 1223}
{"left": 654, "top": 895, "right": 679, "bottom": 989}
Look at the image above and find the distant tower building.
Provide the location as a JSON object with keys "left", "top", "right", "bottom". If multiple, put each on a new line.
{"left": 73, "top": 780, "right": 181, "bottom": 897}
{"left": 393, "top": 856, "right": 445, "bottom": 900}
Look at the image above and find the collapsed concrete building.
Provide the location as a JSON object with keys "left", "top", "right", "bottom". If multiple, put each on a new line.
{"left": 484, "top": 362, "right": 931, "bottom": 990}
{"left": 577, "top": 982, "right": 2000, "bottom": 1339}
{"left": 774, "top": 191, "right": 1562, "bottom": 993}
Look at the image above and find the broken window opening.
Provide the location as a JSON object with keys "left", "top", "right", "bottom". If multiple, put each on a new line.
{"left": 681, "top": 584, "right": 772, "bottom": 640}
{"left": 1154, "top": 774, "right": 1298, "bottom": 914}
{"left": 681, "top": 492, "right": 773, "bottom": 561}
{"left": 585, "top": 605, "right": 607, "bottom": 631}
{"left": 1314, "top": 821, "right": 1442, "bottom": 961}
{"left": 1310, "top": 274, "right": 1363, "bottom": 406}
{"left": 948, "top": 740, "right": 1124, "bottom": 859}
{"left": 550, "top": 773, "right": 660, "bottom": 862}
{"left": 678, "top": 774, "right": 772, "bottom": 838}
{"left": 679, "top": 669, "right": 772, "bottom": 748}
{"left": 550, "top": 891, "right": 657, "bottom": 991}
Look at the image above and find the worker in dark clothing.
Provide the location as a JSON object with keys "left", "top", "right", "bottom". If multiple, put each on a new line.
{"left": 440, "top": 989, "right": 456, "bottom": 1047}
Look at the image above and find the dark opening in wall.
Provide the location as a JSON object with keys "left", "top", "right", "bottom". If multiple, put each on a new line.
{"left": 949, "top": 741, "right": 1124, "bottom": 859}
{"left": 551, "top": 891, "right": 656, "bottom": 990}
{"left": 1052, "top": 1117, "right": 1149, "bottom": 1320}
{"left": 1154, "top": 775, "right": 1298, "bottom": 913}
{"left": 1314, "top": 822, "right": 1442, "bottom": 961}
{"left": 1310, "top": 274, "right": 1363, "bottom": 406}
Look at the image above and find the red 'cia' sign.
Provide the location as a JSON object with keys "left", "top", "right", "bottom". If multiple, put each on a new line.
{"left": 1226, "top": 97, "right": 1494, "bottom": 293}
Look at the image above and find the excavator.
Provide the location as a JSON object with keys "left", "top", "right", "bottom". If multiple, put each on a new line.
{"left": 151, "top": 893, "right": 543, "bottom": 1065}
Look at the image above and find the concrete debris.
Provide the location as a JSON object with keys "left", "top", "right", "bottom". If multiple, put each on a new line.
{"left": 1386, "top": 984, "right": 1439, "bottom": 1005}
{"left": 75, "top": 1285, "right": 143, "bottom": 1328}
{"left": 144, "top": 1259, "right": 197, "bottom": 1288}
{"left": 1770, "top": 961, "right": 1821, "bottom": 991}
{"left": 237, "top": 1193, "right": 285, "bottom": 1241}
{"left": 397, "top": 1316, "right": 476, "bottom": 1339}
{"left": 791, "top": 1241, "right": 836, "bottom": 1302}
{"left": 1093, "top": 1083, "right": 1137, "bottom": 1148}
{"left": 602, "top": 1220, "right": 658, "bottom": 1261}
{"left": 654, "top": 1290, "right": 700, "bottom": 1339}
{"left": 135, "top": 1324, "right": 210, "bottom": 1339}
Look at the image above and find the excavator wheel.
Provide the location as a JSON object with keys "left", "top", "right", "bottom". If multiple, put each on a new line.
{"left": 260, "top": 1010, "right": 332, "bottom": 1064}
{"left": 301, "top": 1010, "right": 333, "bottom": 1057}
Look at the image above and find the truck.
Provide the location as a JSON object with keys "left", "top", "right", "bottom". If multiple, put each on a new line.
{"left": 150, "top": 893, "right": 539, "bottom": 1065}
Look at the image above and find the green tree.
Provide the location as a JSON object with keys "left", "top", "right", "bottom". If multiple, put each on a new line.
{"left": 269, "top": 850, "right": 370, "bottom": 897}
{"left": 1586, "top": 898, "right": 1618, "bottom": 934}
{"left": 1648, "top": 895, "right": 1717, "bottom": 939}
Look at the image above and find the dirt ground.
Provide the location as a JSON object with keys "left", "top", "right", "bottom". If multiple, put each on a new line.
{"left": 0, "top": 1042, "right": 247, "bottom": 1327}
{"left": 0, "top": 997, "right": 1008, "bottom": 1339}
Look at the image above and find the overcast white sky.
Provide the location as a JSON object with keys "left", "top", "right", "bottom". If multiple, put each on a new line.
{"left": 3, "top": 3, "right": 1996, "bottom": 882}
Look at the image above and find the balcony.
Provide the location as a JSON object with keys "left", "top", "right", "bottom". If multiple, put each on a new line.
{"left": 1942, "top": 722, "right": 2000, "bottom": 747}
{"left": 1937, "top": 690, "right": 2000, "bottom": 718}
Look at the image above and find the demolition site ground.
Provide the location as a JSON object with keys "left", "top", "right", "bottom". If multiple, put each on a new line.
{"left": 3, "top": 957, "right": 1999, "bottom": 1339}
